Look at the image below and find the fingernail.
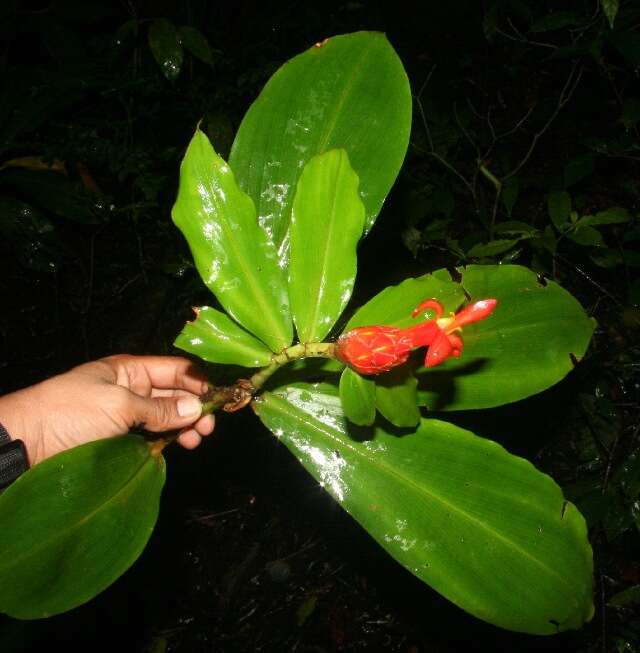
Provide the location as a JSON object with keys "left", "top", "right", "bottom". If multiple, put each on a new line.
{"left": 177, "top": 396, "right": 201, "bottom": 417}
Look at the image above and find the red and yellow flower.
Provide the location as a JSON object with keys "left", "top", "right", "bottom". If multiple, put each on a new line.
{"left": 336, "top": 298, "right": 497, "bottom": 375}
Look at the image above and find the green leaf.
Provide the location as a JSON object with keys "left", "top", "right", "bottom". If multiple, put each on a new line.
{"left": 417, "top": 265, "right": 596, "bottom": 410}
{"left": 375, "top": 366, "right": 420, "bottom": 428}
{"left": 0, "top": 436, "right": 164, "bottom": 619}
{"left": 229, "top": 31, "right": 412, "bottom": 262}
{"left": 547, "top": 191, "right": 571, "bottom": 230}
{"left": 174, "top": 306, "right": 273, "bottom": 367}
{"left": 502, "top": 177, "right": 519, "bottom": 216}
{"left": 178, "top": 26, "right": 217, "bottom": 67}
{"left": 339, "top": 367, "right": 375, "bottom": 426}
{"left": 148, "top": 18, "right": 183, "bottom": 81}
{"left": 602, "top": 0, "right": 619, "bottom": 29}
{"left": 288, "top": 149, "right": 365, "bottom": 342}
{"left": 172, "top": 129, "right": 292, "bottom": 352}
{"left": 494, "top": 221, "right": 538, "bottom": 236}
{"left": 255, "top": 384, "right": 594, "bottom": 634}
{"left": 579, "top": 207, "right": 631, "bottom": 226}
{"left": 590, "top": 248, "right": 622, "bottom": 269}
{"left": 343, "top": 269, "right": 466, "bottom": 332}
{"left": 568, "top": 225, "right": 605, "bottom": 247}
{"left": 467, "top": 239, "right": 521, "bottom": 258}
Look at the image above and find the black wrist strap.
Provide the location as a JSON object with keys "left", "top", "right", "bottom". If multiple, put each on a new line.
{"left": 0, "top": 422, "right": 30, "bottom": 490}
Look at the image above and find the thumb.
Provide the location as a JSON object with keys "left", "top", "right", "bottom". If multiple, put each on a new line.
{"left": 129, "top": 394, "right": 203, "bottom": 432}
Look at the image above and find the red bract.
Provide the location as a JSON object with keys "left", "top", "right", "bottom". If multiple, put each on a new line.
{"left": 336, "top": 298, "right": 497, "bottom": 376}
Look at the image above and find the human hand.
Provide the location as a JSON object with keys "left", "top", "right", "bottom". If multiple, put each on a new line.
{"left": 0, "top": 355, "right": 215, "bottom": 465}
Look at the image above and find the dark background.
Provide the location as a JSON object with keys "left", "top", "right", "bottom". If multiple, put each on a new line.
{"left": 0, "top": 1, "right": 639, "bottom": 651}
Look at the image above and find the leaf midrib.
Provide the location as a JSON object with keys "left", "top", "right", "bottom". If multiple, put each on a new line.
{"left": 261, "top": 391, "right": 582, "bottom": 596}
{"left": 198, "top": 157, "right": 289, "bottom": 351}
{"left": 0, "top": 443, "right": 158, "bottom": 573}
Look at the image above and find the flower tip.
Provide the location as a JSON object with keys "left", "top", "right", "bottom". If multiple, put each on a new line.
{"left": 452, "top": 298, "right": 498, "bottom": 327}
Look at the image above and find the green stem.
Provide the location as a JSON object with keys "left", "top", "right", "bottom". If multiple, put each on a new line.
{"left": 200, "top": 341, "right": 337, "bottom": 415}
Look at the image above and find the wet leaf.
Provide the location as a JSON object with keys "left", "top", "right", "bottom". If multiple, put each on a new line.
{"left": 172, "top": 129, "right": 292, "bottom": 352}
{"left": 339, "top": 367, "right": 376, "bottom": 426}
{"left": 148, "top": 18, "right": 183, "bottom": 81}
{"left": 288, "top": 149, "right": 365, "bottom": 342}
{"left": 174, "top": 306, "right": 273, "bottom": 367}
{"left": 255, "top": 383, "right": 594, "bottom": 635}
{"left": 229, "top": 32, "right": 411, "bottom": 263}
{"left": 0, "top": 436, "right": 164, "bottom": 619}
{"left": 417, "top": 265, "right": 596, "bottom": 410}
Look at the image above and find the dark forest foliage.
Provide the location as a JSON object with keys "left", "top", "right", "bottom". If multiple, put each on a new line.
{"left": 0, "top": 1, "right": 638, "bottom": 651}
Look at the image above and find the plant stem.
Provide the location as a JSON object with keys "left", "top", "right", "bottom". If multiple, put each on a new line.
{"left": 201, "top": 341, "right": 337, "bottom": 415}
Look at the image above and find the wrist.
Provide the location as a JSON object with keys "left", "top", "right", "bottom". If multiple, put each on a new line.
{"left": 0, "top": 386, "right": 45, "bottom": 466}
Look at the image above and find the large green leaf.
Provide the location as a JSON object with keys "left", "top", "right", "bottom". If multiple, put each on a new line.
{"left": 0, "top": 436, "right": 164, "bottom": 619}
{"left": 289, "top": 149, "right": 365, "bottom": 342}
{"left": 174, "top": 305, "right": 274, "bottom": 367}
{"left": 255, "top": 384, "right": 593, "bottom": 634}
{"left": 229, "top": 31, "right": 412, "bottom": 263}
{"left": 172, "top": 129, "right": 293, "bottom": 352}
{"left": 417, "top": 265, "right": 596, "bottom": 410}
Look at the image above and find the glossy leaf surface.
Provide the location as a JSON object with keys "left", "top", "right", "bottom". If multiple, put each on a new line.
{"left": 255, "top": 384, "right": 593, "bottom": 634}
{"left": 148, "top": 18, "right": 183, "bottom": 81}
{"left": 229, "top": 31, "right": 411, "bottom": 262}
{"left": 375, "top": 367, "right": 420, "bottom": 428}
{"left": 0, "top": 436, "right": 164, "bottom": 619}
{"left": 172, "top": 129, "right": 292, "bottom": 352}
{"left": 416, "top": 265, "right": 596, "bottom": 410}
{"left": 289, "top": 149, "right": 365, "bottom": 342}
{"left": 343, "top": 269, "right": 466, "bottom": 332}
{"left": 174, "top": 306, "right": 273, "bottom": 367}
{"left": 339, "top": 367, "right": 375, "bottom": 426}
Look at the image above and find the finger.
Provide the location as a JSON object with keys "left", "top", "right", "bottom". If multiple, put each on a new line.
{"left": 117, "top": 356, "right": 208, "bottom": 395}
{"left": 128, "top": 393, "right": 203, "bottom": 432}
{"left": 177, "top": 429, "right": 202, "bottom": 450}
{"left": 137, "top": 356, "right": 209, "bottom": 394}
{"left": 194, "top": 413, "right": 215, "bottom": 436}
{"left": 150, "top": 388, "right": 193, "bottom": 399}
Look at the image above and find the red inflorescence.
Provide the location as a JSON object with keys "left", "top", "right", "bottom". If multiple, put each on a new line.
{"left": 336, "top": 298, "right": 497, "bottom": 376}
